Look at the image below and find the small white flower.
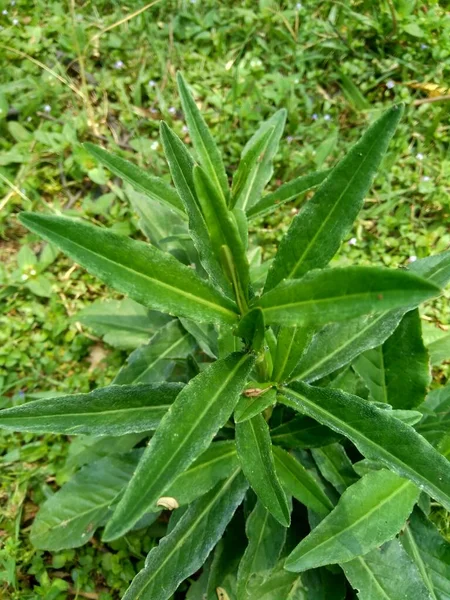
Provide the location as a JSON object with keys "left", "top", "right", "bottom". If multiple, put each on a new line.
{"left": 420, "top": 43, "right": 428, "bottom": 49}
{"left": 182, "top": 125, "right": 189, "bottom": 133}
{"left": 324, "top": 114, "right": 331, "bottom": 121}
{"left": 150, "top": 107, "right": 158, "bottom": 114}
{"left": 26, "top": 116, "right": 32, "bottom": 122}
{"left": 190, "top": 0, "right": 196, "bottom": 3}
{"left": 12, "top": 18, "right": 18, "bottom": 25}
{"left": 151, "top": 141, "right": 159, "bottom": 150}
{"left": 348, "top": 237, "right": 357, "bottom": 246}
{"left": 21, "top": 273, "right": 29, "bottom": 281}
{"left": 148, "top": 80, "right": 156, "bottom": 87}
{"left": 286, "top": 135, "right": 294, "bottom": 143}
{"left": 422, "top": 176, "right": 431, "bottom": 182}
{"left": 29, "top": 268, "right": 37, "bottom": 276}
{"left": 416, "top": 153, "right": 424, "bottom": 161}
{"left": 2, "top": 9, "right": 8, "bottom": 15}
{"left": 43, "top": 104, "right": 51, "bottom": 113}
{"left": 10, "top": 0, "right": 16, "bottom": 5}
{"left": 386, "top": 80, "right": 395, "bottom": 89}
{"left": 408, "top": 255, "right": 417, "bottom": 263}
{"left": 296, "top": 2, "right": 302, "bottom": 9}
{"left": 168, "top": 106, "right": 176, "bottom": 115}
{"left": 114, "top": 60, "right": 124, "bottom": 69}
{"left": 312, "top": 113, "right": 318, "bottom": 120}
{"left": 294, "top": 78, "right": 299, "bottom": 84}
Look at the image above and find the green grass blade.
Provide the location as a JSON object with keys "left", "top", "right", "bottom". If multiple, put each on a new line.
{"left": 19, "top": 212, "right": 238, "bottom": 325}
{"left": 103, "top": 352, "right": 254, "bottom": 540}
{"left": 177, "top": 72, "right": 229, "bottom": 204}
{"left": 285, "top": 469, "right": 419, "bottom": 572}
{"left": 281, "top": 382, "right": 450, "bottom": 511}
{"left": 122, "top": 469, "right": 247, "bottom": 600}
{"left": 0, "top": 383, "right": 183, "bottom": 435}
{"left": 258, "top": 266, "right": 439, "bottom": 327}
{"left": 265, "top": 105, "right": 404, "bottom": 291}
{"left": 236, "top": 414, "right": 291, "bottom": 527}
{"left": 84, "top": 143, "right": 185, "bottom": 217}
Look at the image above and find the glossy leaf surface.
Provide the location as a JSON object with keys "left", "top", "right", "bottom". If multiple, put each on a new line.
{"left": 259, "top": 266, "right": 439, "bottom": 327}
{"left": 236, "top": 414, "right": 290, "bottom": 526}
{"left": 104, "top": 352, "right": 254, "bottom": 540}
{"left": 19, "top": 213, "right": 238, "bottom": 325}
{"left": 281, "top": 382, "right": 450, "bottom": 511}
{"left": 265, "top": 105, "right": 403, "bottom": 290}
{"left": 285, "top": 469, "right": 419, "bottom": 572}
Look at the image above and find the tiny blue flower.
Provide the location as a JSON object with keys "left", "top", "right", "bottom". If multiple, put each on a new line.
{"left": 150, "top": 107, "right": 158, "bottom": 114}
{"left": 386, "top": 80, "right": 395, "bottom": 89}
{"left": 286, "top": 136, "right": 294, "bottom": 143}
{"left": 324, "top": 114, "right": 331, "bottom": 121}
{"left": 296, "top": 2, "right": 302, "bottom": 9}
{"left": 182, "top": 125, "right": 189, "bottom": 133}
{"left": 312, "top": 113, "right": 318, "bottom": 120}
{"left": 43, "top": 104, "right": 51, "bottom": 113}
{"left": 416, "top": 153, "right": 424, "bottom": 161}
{"left": 420, "top": 43, "right": 428, "bottom": 49}
{"left": 168, "top": 106, "right": 177, "bottom": 115}
{"left": 149, "top": 80, "right": 156, "bottom": 87}
{"left": 348, "top": 237, "right": 357, "bottom": 246}
{"left": 114, "top": 60, "right": 124, "bottom": 69}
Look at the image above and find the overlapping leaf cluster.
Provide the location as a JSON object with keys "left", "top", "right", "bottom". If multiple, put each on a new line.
{"left": 4, "top": 75, "right": 450, "bottom": 599}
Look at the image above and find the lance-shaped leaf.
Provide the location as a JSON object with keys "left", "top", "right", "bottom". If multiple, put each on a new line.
{"left": 259, "top": 266, "right": 439, "bottom": 327}
{"left": 103, "top": 352, "right": 254, "bottom": 540}
{"left": 83, "top": 142, "right": 185, "bottom": 217}
{"left": 122, "top": 469, "right": 247, "bottom": 600}
{"left": 290, "top": 249, "right": 450, "bottom": 384}
{"left": 31, "top": 453, "right": 143, "bottom": 551}
{"left": 76, "top": 298, "right": 170, "bottom": 350}
{"left": 280, "top": 382, "right": 450, "bottom": 511}
{"left": 273, "top": 446, "right": 334, "bottom": 516}
{"left": 234, "top": 109, "right": 286, "bottom": 212}
{"left": 160, "top": 121, "right": 232, "bottom": 295}
{"left": 0, "top": 383, "right": 182, "bottom": 436}
{"left": 265, "top": 105, "right": 403, "bottom": 291}
{"left": 193, "top": 165, "right": 250, "bottom": 296}
{"left": 177, "top": 72, "right": 229, "bottom": 204}
{"left": 237, "top": 500, "right": 287, "bottom": 599}
{"left": 19, "top": 212, "right": 238, "bottom": 325}
{"left": 343, "top": 539, "right": 432, "bottom": 600}
{"left": 311, "top": 443, "right": 358, "bottom": 494}
{"left": 285, "top": 469, "right": 419, "bottom": 572}
{"left": 235, "top": 414, "right": 290, "bottom": 526}
{"left": 235, "top": 307, "right": 265, "bottom": 352}
{"left": 271, "top": 415, "right": 341, "bottom": 449}
{"left": 353, "top": 309, "right": 430, "bottom": 409}
{"left": 272, "top": 326, "right": 314, "bottom": 383}
{"left": 416, "top": 385, "right": 450, "bottom": 447}
{"left": 114, "top": 320, "right": 194, "bottom": 385}
{"left": 246, "top": 169, "right": 331, "bottom": 221}
{"left": 235, "top": 388, "right": 277, "bottom": 423}
{"left": 400, "top": 508, "right": 450, "bottom": 600}
{"left": 179, "top": 318, "right": 218, "bottom": 359}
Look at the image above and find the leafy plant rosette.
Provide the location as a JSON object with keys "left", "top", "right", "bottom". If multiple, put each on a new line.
{"left": 4, "top": 74, "right": 450, "bottom": 599}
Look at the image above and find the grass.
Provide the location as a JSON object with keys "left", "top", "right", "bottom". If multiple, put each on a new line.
{"left": 0, "top": 0, "right": 449, "bottom": 597}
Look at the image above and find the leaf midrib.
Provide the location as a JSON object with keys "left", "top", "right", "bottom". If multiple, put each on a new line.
{"left": 282, "top": 387, "right": 447, "bottom": 507}
{"left": 288, "top": 478, "right": 413, "bottom": 567}
{"left": 403, "top": 526, "right": 438, "bottom": 600}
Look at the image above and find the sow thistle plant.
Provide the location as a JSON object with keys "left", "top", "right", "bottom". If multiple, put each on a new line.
{"left": 4, "top": 74, "right": 450, "bottom": 599}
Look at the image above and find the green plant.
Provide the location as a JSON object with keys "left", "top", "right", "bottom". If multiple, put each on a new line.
{"left": 3, "top": 73, "right": 450, "bottom": 599}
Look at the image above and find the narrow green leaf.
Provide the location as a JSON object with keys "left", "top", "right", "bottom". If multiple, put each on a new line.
{"left": 103, "top": 352, "right": 254, "bottom": 540}
{"left": 353, "top": 309, "right": 430, "bottom": 409}
{"left": 290, "top": 249, "right": 450, "bottom": 383}
{"left": 234, "top": 109, "right": 287, "bottom": 211}
{"left": 193, "top": 164, "right": 250, "bottom": 296}
{"left": 236, "top": 414, "right": 290, "bottom": 526}
{"left": 122, "top": 469, "right": 247, "bottom": 600}
{"left": 428, "top": 332, "right": 450, "bottom": 366}
{"left": 84, "top": 142, "right": 185, "bottom": 217}
{"left": 338, "top": 71, "right": 370, "bottom": 111}
{"left": 259, "top": 266, "right": 439, "bottom": 327}
{"left": 271, "top": 415, "right": 341, "bottom": 449}
{"left": 281, "top": 382, "right": 450, "bottom": 511}
{"left": 273, "top": 446, "right": 334, "bottom": 516}
{"left": 246, "top": 170, "right": 331, "bottom": 221}
{"left": 0, "top": 383, "right": 182, "bottom": 436}
{"left": 265, "top": 105, "right": 403, "bottom": 291}
{"left": 160, "top": 121, "right": 232, "bottom": 295}
{"left": 235, "top": 388, "right": 277, "bottom": 423}
{"left": 179, "top": 318, "right": 218, "bottom": 359}
{"left": 237, "top": 500, "right": 287, "bottom": 598}
{"left": 400, "top": 508, "right": 450, "bottom": 600}
{"left": 76, "top": 297, "right": 171, "bottom": 350}
{"left": 177, "top": 72, "right": 229, "bottom": 204}
{"left": 19, "top": 212, "right": 238, "bottom": 325}
{"left": 311, "top": 443, "right": 358, "bottom": 494}
{"left": 30, "top": 453, "right": 143, "bottom": 551}
{"left": 272, "top": 326, "right": 314, "bottom": 383}
{"left": 285, "top": 469, "right": 419, "bottom": 572}
{"left": 114, "top": 320, "right": 194, "bottom": 385}
{"left": 416, "top": 385, "right": 450, "bottom": 447}
{"left": 343, "top": 539, "right": 432, "bottom": 600}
